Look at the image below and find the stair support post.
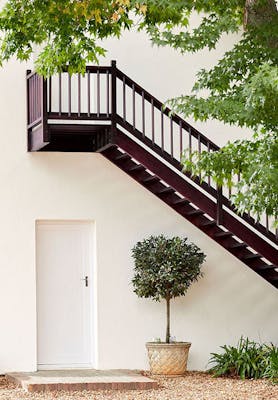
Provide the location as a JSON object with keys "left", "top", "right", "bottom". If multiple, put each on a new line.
{"left": 217, "top": 185, "right": 223, "bottom": 225}
{"left": 26, "top": 70, "right": 31, "bottom": 151}
{"left": 111, "top": 60, "right": 117, "bottom": 144}
{"left": 42, "top": 76, "right": 49, "bottom": 142}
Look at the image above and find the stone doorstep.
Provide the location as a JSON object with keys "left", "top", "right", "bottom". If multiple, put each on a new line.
{"left": 6, "top": 370, "right": 158, "bottom": 392}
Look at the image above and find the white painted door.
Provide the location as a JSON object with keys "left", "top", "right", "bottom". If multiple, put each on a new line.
{"left": 36, "top": 221, "right": 94, "bottom": 369}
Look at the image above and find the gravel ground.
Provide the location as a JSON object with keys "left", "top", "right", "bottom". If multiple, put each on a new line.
{"left": 1, "top": 372, "right": 278, "bottom": 400}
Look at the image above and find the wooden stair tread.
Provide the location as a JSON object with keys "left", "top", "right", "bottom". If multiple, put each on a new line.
{"left": 186, "top": 210, "right": 204, "bottom": 217}
{"left": 156, "top": 187, "right": 175, "bottom": 195}
{"left": 115, "top": 153, "right": 131, "bottom": 162}
{"left": 253, "top": 264, "right": 277, "bottom": 271}
{"left": 199, "top": 220, "right": 217, "bottom": 227}
{"left": 128, "top": 164, "right": 145, "bottom": 173}
{"left": 214, "top": 231, "right": 233, "bottom": 238}
{"left": 242, "top": 253, "right": 262, "bottom": 260}
{"left": 229, "top": 242, "right": 248, "bottom": 249}
{"left": 142, "top": 175, "right": 160, "bottom": 184}
{"left": 172, "top": 198, "right": 190, "bottom": 206}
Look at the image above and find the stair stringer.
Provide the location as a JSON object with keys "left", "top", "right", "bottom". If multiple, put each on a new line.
{"left": 100, "top": 128, "right": 278, "bottom": 289}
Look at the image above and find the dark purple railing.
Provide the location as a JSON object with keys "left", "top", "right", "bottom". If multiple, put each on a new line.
{"left": 47, "top": 66, "right": 112, "bottom": 120}
{"left": 26, "top": 62, "right": 278, "bottom": 245}
{"left": 112, "top": 66, "right": 277, "bottom": 245}
{"left": 27, "top": 72, "right": 43, "bottom": 129}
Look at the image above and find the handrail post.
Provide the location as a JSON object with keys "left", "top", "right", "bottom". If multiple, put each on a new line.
{"left": 217, "top": 185, "right": 223, "bottom": 225}
{"left": 42, "top": 76, "right": 49, "bottom": 142}
{"left": 111, "top": 60, "right": 117, "bottom": 143}
{"left": 26, "top": 70, "right": 31, "bottom": 151}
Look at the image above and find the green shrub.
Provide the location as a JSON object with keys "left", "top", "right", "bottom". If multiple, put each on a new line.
{"left": 209, "top": 337, "right": 278, "bottom": 383}
{"left": 263, "top": 344, "right": 278, "bottom": 384}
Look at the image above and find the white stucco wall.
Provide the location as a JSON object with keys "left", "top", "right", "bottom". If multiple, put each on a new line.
{"left": 100, "top": 22, "right": 253, "bottom": 146}
{"left": 0, "top": 22, "right": 277, "bottom": 374}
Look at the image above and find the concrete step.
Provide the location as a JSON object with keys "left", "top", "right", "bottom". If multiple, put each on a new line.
{"left": 6, "top": 369, "right": 158, "bottom": 392}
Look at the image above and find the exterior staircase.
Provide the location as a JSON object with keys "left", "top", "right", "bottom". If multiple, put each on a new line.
{"left": 26, "top": 61, "right": 278, "bottom": 288}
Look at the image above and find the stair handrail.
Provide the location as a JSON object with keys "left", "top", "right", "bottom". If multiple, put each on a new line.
{"left": 111, "top": 63, "right": 277, "bottom": 246}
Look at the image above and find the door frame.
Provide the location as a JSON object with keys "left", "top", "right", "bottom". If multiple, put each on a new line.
{"left": 35, "top": 220, "right": 97, "bottom": 370}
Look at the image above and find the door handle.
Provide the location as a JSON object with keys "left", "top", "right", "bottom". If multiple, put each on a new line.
{"left": 82, "top": 276, "right": 88, "bottom": 287}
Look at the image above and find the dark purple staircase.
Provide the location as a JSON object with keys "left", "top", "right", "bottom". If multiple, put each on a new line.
{"left": 101, "top": 131, "right": 278, "bottom": 288}
{"left": 26, "top": 61, "right": 278, "bottom": 288}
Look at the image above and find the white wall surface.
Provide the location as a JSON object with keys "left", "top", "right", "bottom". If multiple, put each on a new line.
{"left": 99, "top": 20, "right": 253, "bottom": 146}
{"left": 30, "top": 11, "right": 253, "bottom": 146}
{"left": 0, "top": 20, "right": 277, "bottom": 373}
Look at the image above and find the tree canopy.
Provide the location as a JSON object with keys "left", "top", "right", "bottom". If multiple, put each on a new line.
{"left": 0, "top": 0, "right": 277, "bottom": 222}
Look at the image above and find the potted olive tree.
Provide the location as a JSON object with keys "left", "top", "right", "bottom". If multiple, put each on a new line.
{"left": 132, "top": 235, "right": 206, "bottom": 375}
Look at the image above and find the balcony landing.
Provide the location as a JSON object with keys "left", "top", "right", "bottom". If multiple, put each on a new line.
{"left": 31, "top": 123, "right": 112, "bottom": 152}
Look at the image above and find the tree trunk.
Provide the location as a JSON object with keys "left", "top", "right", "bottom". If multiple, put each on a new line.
{"left": 166, "top": 296, "right": 170, "bottom": 344}
{"left": 244, "top": 0, "right": 277, "bottom": 28}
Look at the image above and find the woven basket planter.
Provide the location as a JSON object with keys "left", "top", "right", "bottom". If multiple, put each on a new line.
{"left": 146, "top": 342, "right": 191, "bottom": 375}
